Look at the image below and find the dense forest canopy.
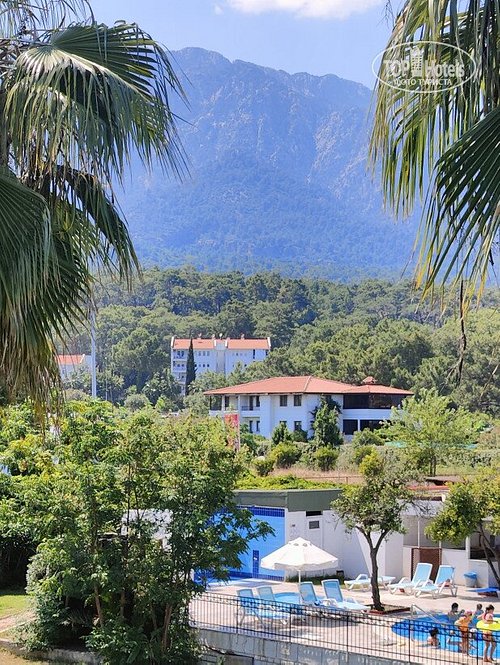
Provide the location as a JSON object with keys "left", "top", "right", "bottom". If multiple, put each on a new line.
{"left": 62, "top": 267, "right": 500, "bottom": 416}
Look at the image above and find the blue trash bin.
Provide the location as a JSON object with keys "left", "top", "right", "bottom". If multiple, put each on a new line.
{"left": 464, "top": 572, "right": 478, "bottom": 588}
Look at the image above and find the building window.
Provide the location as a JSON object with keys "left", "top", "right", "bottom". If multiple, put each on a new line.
{"left": 224, "top": 396, "right": 230, "bottom": 409}
{"left": 255, "top": 421, "right": 260, "bottom": 432}
{"left": 280, "top": 420, "right": 287, "bottom": 427}
{"left": 279, "top": 395, "right": 288, "bottom": 407}
{"left": 306, "top": 511, "right": 322, "bottom": 517}
{"left": 248, "top": 420, "right": 253, "bottom": 433}
{"left": 293, "top": 394, "right": 302, "bottom": 407}
{"left": 294, "top": 421, "right": 302, "bottom": 432}
{"left": 255, "top": 396, "right": 260, "bottom": 407}
{"left": 360, "top": 420, "right": 383, "bottom": 431}
{"left": 308, "top": 520, "right": 320, "bottom": 530}
{"left": 343, "top": 419, "right": 358, "bottom": 435}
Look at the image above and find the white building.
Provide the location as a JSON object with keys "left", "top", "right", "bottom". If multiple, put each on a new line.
{"left": 170, "top": 336, "right": 271, "bottom": 391}
{"left": 206, "top": 375, "right": 412, "bottom": 438}
{"left": 58, "top": 354, "right": 92, "bottom": 381}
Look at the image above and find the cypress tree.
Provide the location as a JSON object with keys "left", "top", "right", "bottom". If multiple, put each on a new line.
{"left": 185, "top": 339, "right": 196, "bottom": 394}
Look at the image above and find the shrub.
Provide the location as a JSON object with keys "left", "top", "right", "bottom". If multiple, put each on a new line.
{"left": 270, "top": 443, "right": 301, "bottom": 468}
{"left": 254, "top": 457, "right": 274, "bottom": 477}
{"left": 352, "top": 428, "right": 384, "bottom": 448}
{"left": 292, "top": 428, "right": 308, "bottom": 443}
{"left": 352, "top": 444, "right": 375, "bottom": 466}
{"left": 314, "top": 446, "right": 339, "bottom": 471}
{"left": 271, "top": 422, "right": 293, "bottom": 447}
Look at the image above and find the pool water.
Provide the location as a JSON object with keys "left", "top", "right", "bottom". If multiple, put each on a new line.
{"left": 392, "top": 614, "right": 500, "bottom": 657}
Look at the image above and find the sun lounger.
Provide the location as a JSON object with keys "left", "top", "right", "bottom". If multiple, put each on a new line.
{"left": 345, "top": 574, "right": 396, "bottom": 591}
{"left": 321, "top": 579, "right": 369, "bottom": 612}
{"left": 388, "top": 562, "right": 433, "bottom": 595}
{"left": 414, "top": 565, "right": 457, "bottom": 598}
{"left": 344, "top": 574, "right": 371, "bottom": 591}
{"left": 236, "top": 588, "right": 289, "bottom": 625}
{"left": 298, "top": 581, "right": 328, "bottom": 607}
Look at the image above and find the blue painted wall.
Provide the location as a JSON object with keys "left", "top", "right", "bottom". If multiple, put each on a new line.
{"left": 230, "top": 506, "right": 286, "bottom": 580}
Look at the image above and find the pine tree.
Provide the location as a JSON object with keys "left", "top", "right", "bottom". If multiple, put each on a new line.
{"left": 185, "top": 339, "right": 196, "bottom": 394}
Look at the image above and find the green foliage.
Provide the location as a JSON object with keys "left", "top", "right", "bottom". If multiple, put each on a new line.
{"left": 270, "top": 422, "right": 293, "bottom": 447}
{"left": 185, "top": 339, "right": 196, "bottom": 395}
{"left": 382, "top": 389, "right": 482, "bottom": 475}
{"left": 237, "top": 473, "right": 332, "bottom": 490}
{"left": 1, "top": 401, "right": 269, "bottom": 663}
{"left": 426, "top": 470, "right": 500, "bottom": 586}
{"left": 313, "top": 446, "right": 339, "bottom": 471}
{"left": 270, "top": 443, "right": 301, "bottom": 469}
{"left": 253, "top": 457, "right": 275, "bottom": 477}
{"left": 333, "top": 450, "right": 418, "bottom": 610}
{"left": 311, "top": 397, "right": 342, "bottom": 448}
{"left": 352, "top": 429, "right": 384, "bottom": 448}
{"left": 124, "top": 393, "right": 151, "bottom": 412}
{"left": 352, "top": 445, "right": 376, "bottom": 467}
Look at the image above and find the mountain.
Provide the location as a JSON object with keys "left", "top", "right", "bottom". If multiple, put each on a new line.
{"left": 119, "top": 47, "right": 418, "bottom": 279}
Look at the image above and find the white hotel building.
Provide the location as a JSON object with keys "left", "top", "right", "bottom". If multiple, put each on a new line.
{"left": 170, "top": 336, "right": 271, "bottom": 391}
{"left": 205, "top": 375, "right": 412, "bottom": 438}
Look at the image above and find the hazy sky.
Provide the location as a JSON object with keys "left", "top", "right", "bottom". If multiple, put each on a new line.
{"left": 90, "top": 0, "right": 395, "bottom": 88}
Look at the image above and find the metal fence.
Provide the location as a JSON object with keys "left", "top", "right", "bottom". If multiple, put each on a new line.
{"left": 190, "top": 593, "right": 493, "bottom": 664}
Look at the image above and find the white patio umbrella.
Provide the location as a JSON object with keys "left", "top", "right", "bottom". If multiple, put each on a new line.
{"left": 260, "top": 537, "right": 338, "bottom": 584}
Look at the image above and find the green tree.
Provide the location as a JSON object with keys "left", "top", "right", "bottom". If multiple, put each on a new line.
{"left": 2, "top": 402, "right": 268, "bottom": 663}
{"left": 0, "top": 1, "right": 184, "bottom": 403}
{"left": 311, "top": 397, "right": 342, "bottom": 448}
{"left": 426, "top": 470, "right": 500, "bottom": 586}
{"left": 371, "top": 1, "right": 499, "bottom": 303}
{"left": 333, "top": 451, "right": 417, "bottom": 610}
{"left": 383, "top": 389, "right": 481, "bottom": 475}
{"left": 185, "top": 339, "right": 196, "bottom": 395}
{"left": 271, "top": 422, "right": 293, "bottom": 447}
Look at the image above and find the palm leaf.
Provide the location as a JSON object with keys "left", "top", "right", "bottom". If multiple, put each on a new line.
{"left": 418, "top": 107, "right": 500, "bottom": 301}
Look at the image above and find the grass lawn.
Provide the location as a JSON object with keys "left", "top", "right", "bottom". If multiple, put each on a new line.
{"left": 0, "top": 591, "right": 30, "bottom": 619}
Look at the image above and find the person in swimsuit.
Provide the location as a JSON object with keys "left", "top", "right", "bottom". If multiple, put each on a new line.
{"left": 481, "top": 604, "right": 496, "bottom": 663}
{"left": 428, "top": 627, "right": 440, "bottom": 648}
{"left": 448, "top": 602, "right": 463, "bottom": 622}
{"left": 455, "top": 611, "right": 473, "bottom": 654}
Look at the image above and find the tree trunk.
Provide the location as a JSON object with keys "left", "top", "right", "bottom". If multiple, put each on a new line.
{"left": 94, "top": 585, "right": 104, "bottom": 628}
{"left": 369, "top": 546, "right": 383, "bottom": 611}
{"left": 479, "top": 529, "right": 500, "bottom": 587}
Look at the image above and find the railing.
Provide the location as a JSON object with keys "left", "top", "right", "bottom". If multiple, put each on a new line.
{"left": 190, "top": 593, "right": 488, "bottom": 664}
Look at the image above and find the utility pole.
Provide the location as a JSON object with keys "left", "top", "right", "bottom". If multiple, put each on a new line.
{"left": 90, "top": 309, "right": 97, "bottom": 398}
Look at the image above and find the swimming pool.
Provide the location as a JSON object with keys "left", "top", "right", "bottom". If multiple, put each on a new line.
{"left": 392, "top": 614, "right": 500, "bottom": 657}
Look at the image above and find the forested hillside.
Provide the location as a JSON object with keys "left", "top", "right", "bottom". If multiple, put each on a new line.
{"left": 118, "top": 47, "right": 419, "bottom": 278}
{"left": 64, "top": 268, "right": 500, "bottom": 416}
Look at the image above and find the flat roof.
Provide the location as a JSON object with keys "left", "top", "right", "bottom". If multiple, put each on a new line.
{"left": 234, "top": 488, "right": 342, "bottom": 512}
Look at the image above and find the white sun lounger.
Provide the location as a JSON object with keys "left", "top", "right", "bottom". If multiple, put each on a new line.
{"left": 388, "top": 562, "right": 433, "bottom": 595}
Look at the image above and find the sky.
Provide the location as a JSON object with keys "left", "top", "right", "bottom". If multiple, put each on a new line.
{"left": 90, "top": 0, "right": 395, "bottom": 88}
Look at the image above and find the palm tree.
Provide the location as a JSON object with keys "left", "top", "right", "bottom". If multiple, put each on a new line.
{"left": 0, "top": 1, "right": 184, "bottom": 404}
{"left": 371, "top": 0, "right": 499, "bottom": 306}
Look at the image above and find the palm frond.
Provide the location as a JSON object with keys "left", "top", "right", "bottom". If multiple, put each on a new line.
{"left": 5, "top": 22, "right": 186, "bottom": 187}
{"left": 418, "top": 107, "right": 500, "bottom": 301}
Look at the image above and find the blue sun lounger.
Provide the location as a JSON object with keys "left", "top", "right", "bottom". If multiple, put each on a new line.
{"left": 321, "top": 579, "right": 369, "bottom": 612}
{"left": 236, "top": 588, "right": 289, "bottom": 626}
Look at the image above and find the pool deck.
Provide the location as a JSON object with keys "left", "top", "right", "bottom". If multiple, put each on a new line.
{"left": 192, "top": 581, "right": 499, "bottom": 664}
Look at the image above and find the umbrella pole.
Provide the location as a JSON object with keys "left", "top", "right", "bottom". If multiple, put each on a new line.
{"left": 298, "top": 569, "right": 301, "bottom": 585}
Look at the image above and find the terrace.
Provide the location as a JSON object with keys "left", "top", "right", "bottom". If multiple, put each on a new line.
{"left": 191, "top": 581, "right": 498, "bottom": 664}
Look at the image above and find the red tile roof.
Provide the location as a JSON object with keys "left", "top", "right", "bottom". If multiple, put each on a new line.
{"left": 205, "top": 376, "right": 355, "bottom": 396}
{"left": 172, "top": 339, "right": 215, "bottom": 350}
{"left": 57, "top": 354, "right": 86, "bottom": 365}
{"left": 171, "top": 337, "right": 270, "bottom": 350}
{"left": 226, "top": 339, "right": 270, "bottom": 350}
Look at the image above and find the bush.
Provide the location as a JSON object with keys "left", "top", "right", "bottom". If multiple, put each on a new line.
{"left": 352, "top": 428, "right": 384, "bottom": 448}
{"left": 292, "top": 428, "right": 308, "bottom": 443}
{"left": 314, "top": 446, "right": 339, "bottom": 471}
{"left": 254, "top": 457, "right": 274, "bottom": 477}
{"left": 271, "top": 422, "right": 293, "bottom": 447}
{"left": 124, "top": 393, "right": 151, "bottom": 412}
{"left": 270, "top": 443, "right": 301, "bottom": 468}
{"left": 352, "top": 444, "right": 375, "bottom": 466}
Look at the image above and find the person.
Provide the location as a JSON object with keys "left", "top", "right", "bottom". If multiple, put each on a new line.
{"left": 481, "top": 604, "right": 496, "bottom": 663}
{"left": 474, "top": 603, "right": 484, "bottom": 620}
{"left": 455, "top": 611, "right": 473, "bottom": 654}
{"left": 448, "top": 602, "right": 463, "bottom": 622}
{"left": 428, "top": 627, "right": 440, "bottom": 648}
